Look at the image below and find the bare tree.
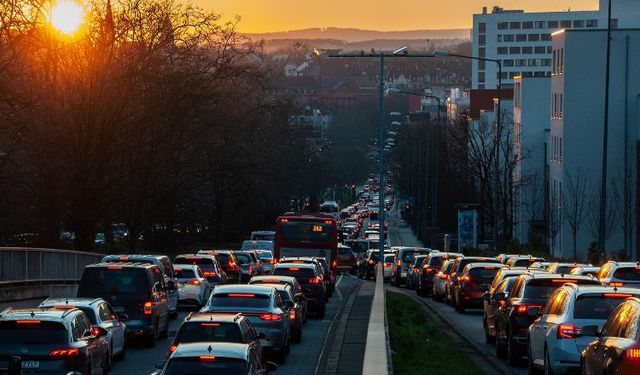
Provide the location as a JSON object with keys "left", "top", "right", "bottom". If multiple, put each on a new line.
{"left": 522, "top": 170, "right": 545, "bottom": 244}
{"left": 612, "top": 168, "right": 637, "bottom": 258}
{"left": 563, "top": 169, "right": 590, "bottom": 260}
{"left": 586, "top": 187, "right": 618, "bottom": 253}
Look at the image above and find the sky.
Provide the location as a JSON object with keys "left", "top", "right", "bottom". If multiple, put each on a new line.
{"left": 195, "top": 0, "right": 600, "bottom": 33}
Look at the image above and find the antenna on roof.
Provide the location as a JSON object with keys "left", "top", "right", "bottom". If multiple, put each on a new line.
{"left": 30, "top": 311, "right": 35, "bottom": 317}
{"left": 65, "top": 299, "right": 68, "bottom": 305}
{"left": 207, "top": 345, "right": 213, "bottom": 354}
{"left": 613, "top": 286, "right": 618, "bottom": 292}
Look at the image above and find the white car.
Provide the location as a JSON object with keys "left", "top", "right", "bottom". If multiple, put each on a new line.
{"left": 382, "top": 253, "right": 396, "bottom": 280}
{"left": 174, "top": 265, "right": 212, "bottom": 307}
{"left": 38, "top": 297, "right": 127, "bottom": 362}
{"left": 528, "top": 284, "right": 640, "bottom": 374}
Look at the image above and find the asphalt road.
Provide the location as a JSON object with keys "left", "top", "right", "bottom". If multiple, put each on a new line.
{"left": 0, "top": 275, "right": 360, "bottom": 375}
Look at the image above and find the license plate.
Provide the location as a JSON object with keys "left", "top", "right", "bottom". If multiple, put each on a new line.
{"left": 22, "top": 361, "right": 39, "bottom": 369}
{"left": 113, "top": 306, "right": 125, "bottom": 313}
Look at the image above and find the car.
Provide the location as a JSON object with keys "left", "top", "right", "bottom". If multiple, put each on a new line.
{"left": 153, "top": 342, "right": 274, "bottom": 374}
{"left": 241, "top": 240, "right": 274, "bottom": 252}
{"left": 580, "top": 296, "right": 640, "bottom": 375}
{"left": 174, "top": 254, "right": 227, "bottom": 286}
{"left": 446, "top": 256, "right": 498, "bottom": 306}
{"left": 279, "top": 257, "right": 332, "bottom": 298}
{"left": 432, "top": 259, "right": 455, "bottom": 302}
{"left": 529, "top": 261, "right": 553, "bottom": 271}
{"left": 528, "top": 285, "right": 640, "bottom": 374}
{"left": 38, "top": 297, "right": 127, "bottom": 362}
{"left": 173, "top": 264, "right": 213, "bottom": 307}
{"left": 505, "top": 256, "right": 545, "bottom": 268}
{"left": 494, "top": 273, "right": 601, "bottom": 365}
{"left": 246, "top": 251, "right": 265, "bottom": 275}
{"left": 406, "top": 255, "right": 430, "bottom": 290}
{"left": 201, "top": 285, "right": 291, "bottom": 363}
{"left": 569, "top": 266, "right": 600, "bottom": 277}
{"left": 0, "top": 307, "right": 109, "bottom": 374}
{"left": 546, "top": 262, "right": 590, "bottom": 275}
{"left": 343, "top": 239, "right": 370, "bottom": 258}
{"left": 382, "top": 253, "right": 396, "bottom": 281}
{"left": 336, "top": 245, "right": 358, "bottom": 274}
{"left": 358, "top": 249, "right": 382, "bottom": 280}
{"left": 391, "top": 247, "right": 435, "bottom": 286}
{"left": 453, "top": 262, "right": 504, "bottom": 313}
{"left": 416, "top": 252, "right": 461, "bottom": 297}
{"left": 251, "top": 231, "right": 276, "bottom": 241}
{"left": 597, "top": 261, "right": 640, "bottom": 288}
{"left": 271, "top": 284, "right": 303, "bottom": 343}
{"left": 102, "top": 254, "right": 179, "bottom": 319}
{"left": 236, "top": 251, "right": 260, "bottom": 283}
{"left": 272, "top": 263, "right": 326, "bottom": 318}
{"left": 248, "top": 275, "right": 307, "bottom": 322}
{"left": 497, "top": 254, "right": 521, "bottom": 264}
{"left": 199, "top": 250, "right": 243, "bottom": 284}
{"left": 168, "top": 313, "right": 262, "bottom": 362}
{"left": 77, "top": 262, "right": 171, "bottom": 347}
{"left": 312, "top": 257, "right": 335, "bottom": 297}
{"left": 255, "top": 250, "right": 276, "bottom": 274}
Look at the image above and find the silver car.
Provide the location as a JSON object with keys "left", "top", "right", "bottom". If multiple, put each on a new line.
{"left": 201, "top": 285, "right": 291, "bottom": 363}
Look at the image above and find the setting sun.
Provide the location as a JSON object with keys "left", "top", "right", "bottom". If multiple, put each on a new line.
{"left": 50, "top": 1, "right": 85, "bottom": 35}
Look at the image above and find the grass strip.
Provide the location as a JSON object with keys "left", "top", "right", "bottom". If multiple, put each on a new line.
{"left": 386, "top": 291, "right": 484, "bottom": 375}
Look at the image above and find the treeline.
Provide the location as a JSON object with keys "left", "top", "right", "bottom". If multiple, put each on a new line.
{"left": 0, "top": 0, "right": 320, "bottom": 252}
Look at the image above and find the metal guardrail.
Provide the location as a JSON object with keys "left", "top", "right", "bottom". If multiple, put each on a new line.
{"left": 0, "top": 247, "right": 104, "bottom": 283}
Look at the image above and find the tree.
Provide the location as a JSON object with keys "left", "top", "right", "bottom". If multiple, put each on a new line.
{"left": 563, "top": 169, "right": 590, "bottom": 260}
{"left": 612, "top": 168, "right": 637, "bottom": 258}
{"left": 586, "top": 187, "right": 618, "bottom": 256}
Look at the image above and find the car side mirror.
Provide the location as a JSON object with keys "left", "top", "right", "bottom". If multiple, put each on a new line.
{"left": 480, "top": 284, "right": 489, "bottom": 292}
{"left": 91, "top": 326, "right": 108, "bottom": 338}
{"left": 258, "top": 332, "right": 266, "bottom": 339}
{"left": 117, "top": 313, "right": 129, "bottom": 321}
{"left": 265, "top": 361, "right": 278, "bottom": 372}
{"left": 154, "top": 360, "right": 168, "bottom": 370}
{"left": 581, "top": 325, "right": 599, "bottom": 337}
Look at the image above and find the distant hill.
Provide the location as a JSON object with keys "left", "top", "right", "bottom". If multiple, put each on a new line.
{"left": 246, "top": 27, "right": 470, "bottom": 43}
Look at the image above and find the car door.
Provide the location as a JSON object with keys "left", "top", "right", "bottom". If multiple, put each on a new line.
{"left": 102, "top": 303, "right": 125, "bottom": 353}
{"left": 587, "top": 303, "right": 628, "bottom": 374}
{"left": 530, "top": 289, "right": 563, "bottom": 363}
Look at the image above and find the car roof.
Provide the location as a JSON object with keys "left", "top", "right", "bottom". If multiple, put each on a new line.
{"left": 173, "top": 264, "right": 199, "bottom": 269}
{"left": 604, "top": 261, "right": 640, "bottom": 268}
{"left": 185, "top": 313, "right": 243, "bottom": 323}
{"left": 85, "top": 262, "right": 156, "bottom": 270}
{"left": 519, "top": 273, "right": 596, "bottom": 282}
{"left": 103, "top": 254, "right": 168, "bottom": 262}
{"left": 212, "top": 284, "right": 275, "bottom": 295}
{"left": 464, "top": 262, "right": 504, "bottom": 270}
{"left": 275, "top": 263, "right": 317, "bottom": 270}
{"left": 561, "top": 284, "right": 640, "bottom": 296}
{"left": 250, "top": 275, "right": 297, "bottom": 283}
{"left": 170, "top": 342, "right": 249, "bottom": 360}
{"left": 39, "top": 298, "right": 104, "bottom": 308}
{"left": 0, "top": 307, "right": 79, "bottom": 322}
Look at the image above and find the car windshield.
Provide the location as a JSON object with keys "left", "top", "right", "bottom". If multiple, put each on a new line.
{"left": 523, "top": 279, "right": 600, "bottom": 299}
{"left": 280, "top": 222, "right": 332, "bottom": 242}
{"left": 574, "top": 295, "right": 634, "bottom": 319}
{"left": 164, "top": 357, "right": 247, "bottom": 375}
{"left": 0, "top": 321, "right": 67, "bottom": 344}
{"left": 175, "top": 322, "right": 243, "bottom": 344}
{"left": 214, "top": 253, "right": 231, "bottom": 265}
{"left": 78, "top": 268, "right": 148, "bottom": 296}
{"left": 258, "top": 252, "right": 273, "bottom": 261}
{"left": 276, "top": 290, "right": 293, "bottom": 303}
{"left": 209, "top": 293, "right": 271, "bottom": 309}
{"left": 174, "top": 269, "right": 196, "bottom": 279}
{"left": 384, "top": 255, "right": 395, "bottom": 262}
{"left": 338, "top": 247, "right": 352, "bottom": 255}
{"left": 613, "top": 267, "right": 640, "bottom": 281}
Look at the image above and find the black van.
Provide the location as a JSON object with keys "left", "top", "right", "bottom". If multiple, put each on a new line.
{"left": 77, "top": 262, "right": 170, "bottom": 347}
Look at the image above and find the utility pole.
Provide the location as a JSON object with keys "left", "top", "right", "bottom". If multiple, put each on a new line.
{"left": 598, "top": 0, "right": 612, "bottom": 259}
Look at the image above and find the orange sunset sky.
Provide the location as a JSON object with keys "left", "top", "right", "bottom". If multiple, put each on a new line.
{"left": 195, "top": 0, "right": 600, "bottom": 33}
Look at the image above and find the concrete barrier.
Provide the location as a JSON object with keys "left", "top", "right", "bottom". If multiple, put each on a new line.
{"left": 362, "top": 264, "right": 390, "bottom": 375}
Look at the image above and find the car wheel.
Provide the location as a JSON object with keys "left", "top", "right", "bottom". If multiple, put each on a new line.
{"left": 274, "top": 350, "right": 286, "bottom": 364}
{"left": 285, "top": 337, "right": 291, "bottom": 354}
{"left": 458, "top": 298, "right": 466, "bottom": 314}
{"left": 507, "top": 329, "right": 521, "bottom": 366}
{"left": 169, "top": 309, "right": 178, "bottom": 320}
{"left": 103, "top": 351, "right": 111, "bottom": 374}
{"left": 484, "top": 318, "right": 495, "bottom": 344}
{"left": 146, "top": 325, "right": 157, "bottom": 348}
{"left": 84, "top": 363, "right": 92, "bottom": 375}
{"left": 544, "top": 349, "right": 554, "bottom": 375}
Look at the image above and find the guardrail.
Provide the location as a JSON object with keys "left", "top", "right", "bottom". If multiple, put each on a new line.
{"left": 362, "top": 264, "right": 390, "bottom": 375}
{"left": 0, "top": 247, "right": 104, "bottom": 283}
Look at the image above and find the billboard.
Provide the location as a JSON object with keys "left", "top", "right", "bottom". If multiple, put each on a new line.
{"left": 457, "top": 207, "right": 478, "bottom": 250}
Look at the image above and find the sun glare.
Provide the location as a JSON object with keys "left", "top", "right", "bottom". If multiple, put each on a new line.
{"left": 50, "top": 1, "right": 85, "bottom": 35}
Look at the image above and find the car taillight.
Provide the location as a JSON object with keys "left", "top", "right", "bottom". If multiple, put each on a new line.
{"left": 626, "top": 345, "right": 640, "bottom": 361}
{"left": 186, "top": 279, "right": 201, "bottom": 286}
{"left": 169, "top": 345, "right": 177, "bottom": 353}
{"left": 309, "top": 277, "right": 322, "bottom": 285}
{"left": 248, "top": 265, "right": 253, "bottom": 274}
{"left": 368, "top": 259, "right": 375, "bottom": 265}
{"left": 228, "top": 262, "right": 238, "bottom": 271}
{"left": 332, "top": 259, "right": 337, "bottom": 268}
{"left": 515, "top": 304, "right": 542, "bottom": 316}
{"left": 557, "top": 324, "right": 582, "bottom": 339}
{"left": 50, "top": 348, "right": 79, "bottom": 357}
{"left": 290, "top": 308, "right": 297, "bottom": 320}
{"left": 609, "top": 282, "right": 625, "bottom": 287}
{"left": 270, "top": 259, "right": 276, "bottom": 265}
{"left": 397, "top": 259, "right": 401, "bottom": 267}
{"left": 203, "top": 271, "right": 216, "bottom": 277}
{"left": 143, "top": 301, "right": 154, "bottom": 315}
{"left": 259, "top": 313, "right": 282, "bottom": 321}
{"left": 461, "top": 275, "right": 471, "bottom": 282}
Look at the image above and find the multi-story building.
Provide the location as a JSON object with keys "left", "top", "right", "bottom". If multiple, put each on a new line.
{"left": 472, "top": 0, "right": 640, "bottom": 90}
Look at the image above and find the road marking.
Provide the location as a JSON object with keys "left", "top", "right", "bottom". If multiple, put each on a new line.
{"left": 314, "top": 274, "right": 346, "bottom": 375}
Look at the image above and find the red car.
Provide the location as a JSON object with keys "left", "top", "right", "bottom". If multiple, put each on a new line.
{"left": 453, "top": 262, "right": 504, "bottom": 313}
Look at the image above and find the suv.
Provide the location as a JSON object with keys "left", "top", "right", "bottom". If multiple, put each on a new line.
{"left": 406, "top": 255, "right": 430, "bottom": 290}
{"left": 248, "top": 276, "right": 307, "bottom": 322}
{"left": 102, "top": 254, "right": 179, "bottom": 319}
{"left": 174, "top": 254, "right": 227, "bottom": 286}
{"left": 493, "top": 273, "right": 601, "bottom": 365}
{"left": 453, "top": 262, "right": 504, "bottom": 313}
{"left": 273, "top": 263, "right": 326, "bottom": 318}
{"left": 77, "top": 262, "right": 171, "bottom": 347}
{"left": 38, "top": 297, "right": 127, "bottom": 362}
{"left": 0, "top": 307, "right": 109, "bottom": 374}
{"left": 528, "top": 285, "right": 640, "bottom": 374}
{"left": 200, "top": 250, "right": 243, "bottom": 284}
{"left": 597, "top": 261, "right": 640, "bottom": 288}
{"left": 169, "top": 313, "right": 262, "bottom": 360}
{"left": 446, "top": 256, "right": 498, "bottom": 305}
{"left": 358, "top": 250, "right": 381, "bottom": 280}
{"left": 390, "top": 247, "right": 434, "bottom": 286}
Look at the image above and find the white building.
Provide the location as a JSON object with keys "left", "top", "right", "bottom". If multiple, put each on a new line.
{"left": 513, "top": 76, "right": 550, "bottom": 246}
{"left": 472, "top": 0, "right": 640, "bottom": 90}
{"left": 550, "top": 28, "right": 640, "bottom": 260}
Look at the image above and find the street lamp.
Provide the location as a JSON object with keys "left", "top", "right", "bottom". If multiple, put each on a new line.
{"left": 433, "top": 49, "right": 503, "bottom": 253}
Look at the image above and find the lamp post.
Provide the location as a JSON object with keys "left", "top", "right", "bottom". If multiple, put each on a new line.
{"left": 388, "top": 89, "right": 442, "bottom": 248}
{"left": 433, "top": 50, "right": 502, "bottom": 253}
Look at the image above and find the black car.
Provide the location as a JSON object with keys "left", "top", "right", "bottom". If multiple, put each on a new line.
{"left": 174, "top": 254, "right": 227, "bottom": 286}
{"left": 272, "top": 284, "right": 304, "bottom": 343}
{"left": 494, "top": 273, "right": 600, "bottom": 365}
{"left": 273, "top": 263, "right": 326, "bottom": 318}
{"left": 77, "top": 262, "right": 171, "bottom": 347}
{"left": 358, "top": 250, "right": 382, "bottom": 280}
{"left": 482, "top": 276, "right": 518, "bottom": 344}
{"left": 416, "top": 253, "right": 456, "bottom": 297}
{"left": 581, "top": 297, "right": 640, "bottom": 375}
{"left": 448, "top": 256, "right": 498, "bottom": 310}
{"left": 0, "top": 307, "right": 109, "bottom": 374}
{"left": 206, "top": 250, "right": 243, "bottom": 284}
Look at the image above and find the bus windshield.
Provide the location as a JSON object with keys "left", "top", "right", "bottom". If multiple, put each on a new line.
{"left": 280, "top": 222, "right": 332, "bottom": 242}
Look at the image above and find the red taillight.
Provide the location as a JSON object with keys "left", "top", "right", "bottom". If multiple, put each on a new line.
{"left": 248, "top": 265, "right": 253, "bottom": 274}
{"left": 200, "top": 323, "right": 220, "bottom": 327}
{"left": 552, "top": 279, "right": 578, "bottom": 283}
{"left": 289, "top": 308, "right": 297, "bottom": 320}
{"left": 143, "top": 301, "right": 154, "bottom": 315}
{"left": 332, "top": 259, "right": 337, "bottom": 268}
{"left": 557, "top": 324, "right": 582, "bottom": 339}
{"left": 50, "top": 348, "right": 79, "bottom": 357}
{"left": 259, "top": 313, "right": 282, "bottom": 321}
{"left": 609, "top": 282, "right": 625, "bottom": 287}
{"left": 200, "top": 355, "right": 216, "bottom": 362}
{"left": 270, "top": 259, "right": 276, "bottom": 265}
{"left": 397, "top": 259, "right": 401, "bottom": 267}
{"left": 309, "top": 277, "right": 322, "bottom": 285}
{"left": 461, "top": 275, "right": 471, "bottom": 282}
{"left": 603, "top": 293, "right": 633, "bottom": 299}
{"left": 186, "top": 279, "right": 201, "bottom": 286}
{"left": 16, "top": 320, "right": 41, "bottom": 324}
{"left": 626, "top": 346, "right": 640, "bottom": 361}
{"left": 91, "top": 327, "right": 101, "bottom": 337}
{"left": 169, "top": 345, "right": 177, "bottom": 353}
{"left": 203, "top": 271, "right": 216, "bottom": 278}
{"left": 228, "top": 293, "right": 255, "bottom": 298}
{"left": 228, "top": 261, "right": 238, "bottom": 271}
{"left": 515, "top": 304, "right": 542, "bottom": 315}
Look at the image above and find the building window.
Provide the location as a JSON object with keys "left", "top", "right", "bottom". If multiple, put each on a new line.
{"left": 504, "top": 34, "right": 515, "bottom": 42}
{"left": 503, "top": 59, "right": 515, "bottom": 67}
{"left": 478, "top": 47, "right": 486, "bottom": 57}
{"left": 559, "top": 93, "right": 563, "bottom": 117}
{"left": 528, "top": 59, "right": 539, "bottom": 66}
{"left": 497, "top": 47, "right": 508, "bottom": 55}
{"left": 586, "top": 19, "right": 598, "bottom": 28}
{"left": 479, "top": 60, "right": 486, "bottom": 70}
{"left": 478, "top": 72, "right": 485, "bottom": 83}
{"left": 548, "top": 21, "right": 559, "bottom": 28}
{"left": 497, "top": 35, "right": 503, "bottom": 42}
{"left": 509, "top": 72, "right": 520, "bottom": 79}
{"left": 611, "top": 19, "right": 619, "bottom": 29}
{"left": 510, "top": 22, "right": 521, "bottom": 29}
{"left": 534, "top": 71, "right": 546, "bottom": 77}
{"left": 535, "top": 21, "right": 547, "bottom": 29}
{"left": 541, "top": 34, "right": 552, "bottom": 41}
{"left": 498, "top": 22, "right": 509, "bottom": 30}
{"left": 478, "top": 84, "right": 485, "bottom": 89}
{"left": 547, "top": 46, "right": 553, "bottom": 53}
{"left": 509, "top": 46, "right": 521, "bottom": 54}
{"left": 528, "top": 34, "right": 540, "bottom": 42}
{"left": 573, "top": 20, "right": 584, "bottom": 28}
{"left": 516, "top": 34, "right": 527, "bottom": 42}
{"left": 522, "top": 21, "right": 534, "bottom": 29}
{"left": 560, "top": 20, "right": 572, "bottom": 28}
{"left": 522, "top": 71, "right": 533, "bottom": 77}
{"left": 478, "top": 35, "right": 486, "bottom": 45}
{"left": 516, "top": 59, "right": 527, "bottom": 67}
{"left": 478, "top": 22, "right": 486, "bottom": 33}
{"left": 522, "top": 47, "right": 533, "bottom": 54}
{"left": 541, "top": 58, "right": 552, "bottom": 66}
{"left": 535, "top": 46, "right": 546, "bottom": 54}
{"left": 514, "top": 82, "right": 521, "bottom": 107}
{"left": 552, "top": 50, "right": 556, "bottom": 73}
{"left": 499, "top": 72, "right": 508, "bottom": 80}
{"left": 559, "top": 48, "right": 564, "bottom": 73}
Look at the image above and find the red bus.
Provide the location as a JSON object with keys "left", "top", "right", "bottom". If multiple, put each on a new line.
{"left": 274, "top": 212, "right": 338, "bottom": 275}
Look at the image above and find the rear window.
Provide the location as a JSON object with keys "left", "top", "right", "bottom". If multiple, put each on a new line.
{"left": 524, "top": 278, "right": 600, "bottom": 299}
{"left": 384, "top": 255, "right": 395, "bottom": 262}
{"left": 468, "top": 267, "right": 501, "bottom": 283}
{"left": 613, "top": 267, "right": 640, "bottom": 281}
{"left": 258, "top": 251, "right": 273, "bottom": 260}
{"left": 235, "top": 253, "right": 251, "bottom": 264}
{"left": 209, "top": 293, "right": 270, "bottom": 309}
{"left": 175, "top": 257, "right": 214, "bottom": 271}
{"left": 277, "top": 290, "right": 293, "bottom": 303}
{"left": 402, "top": 250, "right": 430, "bottom": 263}
{"left": 273, "top": 267, "right": 316, "bottom": 281}
{"left": 428, "top": 257, "right": 445, "bottom": 268}
{"left": 556, "top": 265, "right": 579, "bottom": 274}
{"left": 215, "top": 253, "right": 231, "bottom": 265}
{"left": 78, "top": 268, "right": 149, "bottom": 296}
{"left": 338, "top": 247, "right": 352, "bottom": 255}
{"left": 441, "top": 261, "right": 454, "bottom": 274}
{"left": 77, "top": 307, "right": 97, "bottom": 324}
{"left": 175, "top": 322, "right": 243, "bottom": 344}
{"left": 457, "top": 258, "right": 493, "bottom": 273}
{"left": 514, "top": 259, "right": 539, "bottom": 267}
{"left": 280, "top": 222, "right": 332, "bottom": 242}
{"left": 174, "top": 269, "right": 196, "bottom": 279}
{"left": 574, "top": 295, "right": 635, "bottom": 319}
{"left": 164, "top": 357, "right": 247, "bottom": 375}
{"left": 0, "top": 321, "right": 68, "bottom": 344}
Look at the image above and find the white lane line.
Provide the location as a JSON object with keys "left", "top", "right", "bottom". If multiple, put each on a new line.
{"left": 314, "top": 274, "right": 345, "bottom": 375}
